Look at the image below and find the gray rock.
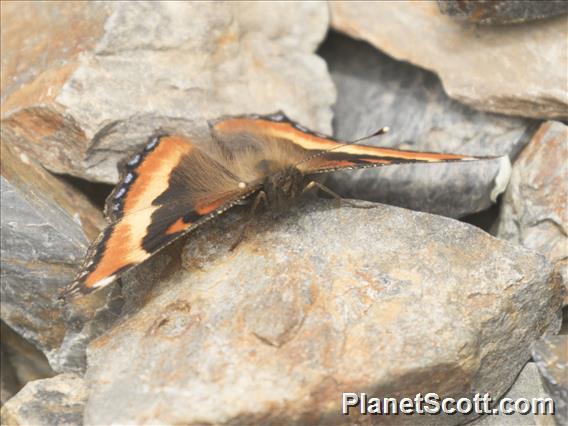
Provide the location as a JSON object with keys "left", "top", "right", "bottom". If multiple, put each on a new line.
{"left": 82, "top": 200, "right": 562, "bottom": 425}
{"left": 330, "top": 1, "right": 568, "bottom": 120}
{"left": 2, "top": 1, "right": 334, "bottom": 184}
{"left": 0, "top": 374, "right": 86, "bottom": 426}
{"left": 438, "top": 0, "right": 568, "bottom": 25}
{"left": 1, "top": 344, "right": 18, "bottom": 407}
{"left": 532, "top": 335, "right": 568, "bottom": 426}
{"left": 497, "top": 121, "right": 568, "bottom": 305}
{"left": 0, "top": 322, "right": 55, "bottom": 404}
{"left": 0, "top": 143, "right": 120, "bottom": 373}
{"left": 472, "top": 362, "right": 557, "bottom": 425}
{"left": 318, "top": 32, "right": 531, "bottom": 218}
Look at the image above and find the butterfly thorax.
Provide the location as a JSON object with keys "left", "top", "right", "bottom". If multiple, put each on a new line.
{"left": 262, "top": 166, "right": 305, "bottom": 211}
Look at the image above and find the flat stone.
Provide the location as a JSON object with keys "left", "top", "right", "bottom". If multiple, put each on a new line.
{"left": 1, "top": 2, "right": 334, "bottom": 184}
{"left": 330, "top": 1, "right": 568, "bottom": 120}
{"left": 497, "top": 121, "right": 568, "bottom": 304}
{"left": 82, "top": 200, "right": 562, "bottom": 425}
{"left": 0, "top": 374, "right": 86, "bottom": 426}
{"left": 438, "top": 0, "right": 568, "bottom": 25}
{"left": 0, "top": 142, "right": 120, "bottom": 373}
{"left": 319, "top": 32, "right": 530, "bottom": 218}
{"left": 532, "top": 335, "right": 568, "bottom": 426}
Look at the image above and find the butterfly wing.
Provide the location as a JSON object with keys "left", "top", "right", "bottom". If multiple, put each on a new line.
{"left": 210, "top": 112, "right": 492, "bottom": 175}
{"left": 61, "top": 134, "right": 256, "bottom": 299}
{"left": 300, "top": 146, "right": 480, "bottom": 175}
{"left": 210, "top": 112, "right": 331, "bottom": 157}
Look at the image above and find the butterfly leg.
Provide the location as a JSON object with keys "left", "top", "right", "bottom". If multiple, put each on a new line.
{"left": 302, "top": 181, "right": 376, "bottom": 209}
{"left": 230, "top": 191, "right": 268, "bottom": 251}
{"left": 302, "top": 181, "right": 342, "bottom": 207}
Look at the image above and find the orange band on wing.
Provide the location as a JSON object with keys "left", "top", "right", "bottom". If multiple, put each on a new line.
{"left": 85, "top": 136, "right": 195, "bottom": 288}
{"left": 195, "top": 198, "right": 228, "bottom": 215}
{"left": 166, "top": 218, "right": 193, "bottom": 235}
{"left": 123, "top": 136, "right": 194, "bottom": 214}
{"left": 214, "top": 118, "right": 336, "bottom": 150}
{"left": 84, "top": 211, "right": 151, "bottom": 287}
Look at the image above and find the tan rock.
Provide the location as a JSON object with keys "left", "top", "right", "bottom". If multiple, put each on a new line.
{"left": 497, "top": 121, "right": 568, "bottom": 304}
{"left": 1, "top": 1, "right": 334, "bottom": 183}
{"left": 83, "top": 201, "right": 562, "bottom": 425}
{"left": 330, "top": 1, "right": 568, "bottom": 120}
{"left": 0, "top": 374, "right": 86, "bottom": 426}
{"left": 0, "top": 2, "right": 111, "bottom": 106}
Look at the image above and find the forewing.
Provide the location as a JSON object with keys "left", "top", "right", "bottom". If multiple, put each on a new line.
{"left": 61, "top": 134, "right": 255, "bottom": 299}
{"left": 105, "top": 134, "right": 197, "bottom": 221}
{"left": 210, "top": 112, "right": 492, "bottom": 176}
{"left": 301, "top": 146, "right": 483, "bottom": 175}
{"left": 210, "top": 112, "right": 333, "bottom": 156}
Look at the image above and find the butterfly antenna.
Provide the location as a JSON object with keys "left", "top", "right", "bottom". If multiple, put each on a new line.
{"left": 351, "top": 126, "right": 390, "bottom": 143}
{"left": 296, "top": 126, "right": 390, "bottom": 166}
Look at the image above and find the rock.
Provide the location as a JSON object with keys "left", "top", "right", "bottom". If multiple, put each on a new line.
{"left": 330, "top": 1, "right": 567, "bottom": 120}
{"left": 1, "top": 1, "right": 334, "bottom": 184}
{"left": 318, "top": 32, "right": 530, "bottom": 218}
{"left": 497, "top": 122, "right": 568, "bottom": 304}
{"left": 0, "top": 2, "right": 112, "bottom": 104}
{"left": 0, "top": 374, "right": 87, "bottom": 426}
{"left": 82, "top": 200, "right": 562, "bottom": 425}
{"left": 438, "top": 0, "right": 568, "bottom": 25}
{"left": 561, "top": 309, "right": 568, "bottom": 335}
{"left": 1, "top": 322, "right": 55, "bottom": 402}
{"left": 1, "top": 344, "right": 18, "bottom": 407}
{"left": 0, "top": 142, "right": 121, "bottom": 373}
{"left": 472, "top": 362, "right": 556, "bottom": 425}
{"left": 532, "top": 335, "right": 568, "bottom": 426}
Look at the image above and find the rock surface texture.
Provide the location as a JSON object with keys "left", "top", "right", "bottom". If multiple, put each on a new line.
{"left": 319, "top": 32, "right": 529, "bottom": 218}
{"left": 497, "top": 122, "right": 568, "bottom": 304}
{"left": 473, "top": 362, "right": 556, "bottom": 425}
{"left": 438, "top": 0, "right": 568, "bottom": 25}
{"left": 330, "top": 1, "right": 568, "bottom": 120}
{"left": 81, "top": 201, "right": 562, "bottom": 425}
{"left": 1, "top": 1, "right": 334, "bottom": 184}
{"left": 0, "top": 374, "right": 86, "bottom": 426}
{"left": 0, "top": 345, "right": 18, "bottom": 407}
{"left": 2, "top": 2, "right": 567, "bottom": 425}
{"left": 0, "top": 322, "right": 55, "bottom": 407}
{"left": 532, "top": 335, "right": 568, "bottom": 426}
{"left": 0, "top": 143, "right": 112, "bottom": 373}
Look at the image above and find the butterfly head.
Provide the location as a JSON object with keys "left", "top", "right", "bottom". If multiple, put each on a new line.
{"left": 263, "top": 166, "right": 305, "bottom": 210}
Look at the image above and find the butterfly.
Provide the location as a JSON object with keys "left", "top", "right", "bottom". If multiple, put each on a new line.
{"left": 60, "top": 112, "right": 493, "bottom": 300}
